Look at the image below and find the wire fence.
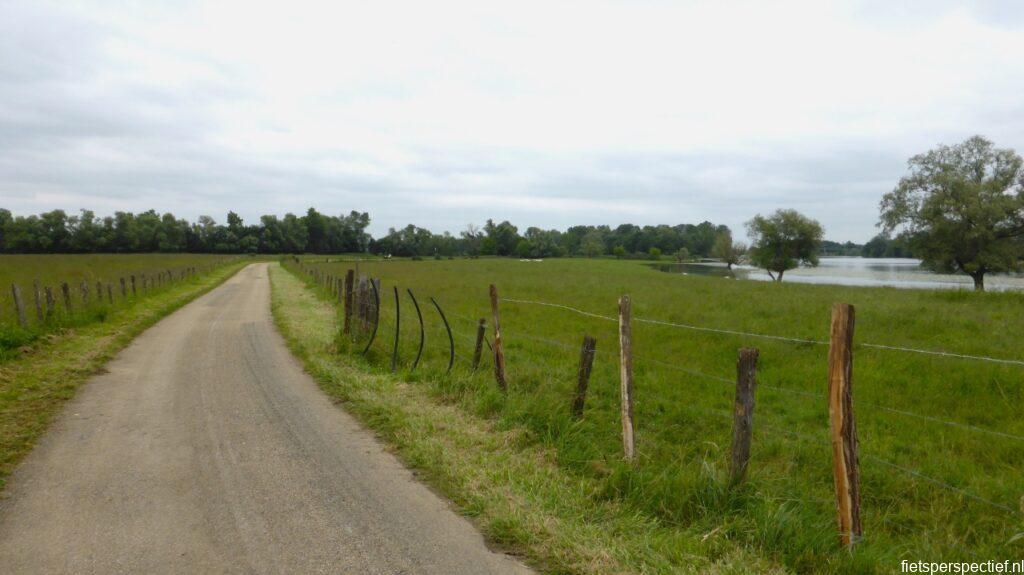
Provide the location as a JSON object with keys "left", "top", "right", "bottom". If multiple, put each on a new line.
{"left": 289, "top": 260, "right": 1024, "bottom": 549}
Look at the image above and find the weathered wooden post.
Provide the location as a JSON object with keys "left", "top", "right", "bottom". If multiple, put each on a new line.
{"left": 489, "top": 284, "right": 507, "bottom": 391}
{"left": 571, "top": 334, "right": 597, "bottom": 419}
{"left": 828, "top": 302, "right": 861, "bottom": 548}
{"left": 11, "top": 284, "right": 27, "bottom": 328}
{"left": 120, "top": 277, "right": 127, "bottom": 297}
{"left": 391, "top": 286, "right": 400, "bottom": 373}
{"left": 343, "top": 269, "right": 354, "bottom": 334}
{"left": 44, "top": 287, "right": 55, "bottom": 319}
{"left": 32, "top": 280, "right": 44, "bottom": 323}
{"left": 61, "top": 282, "right": 72, "bottom": 313}
{"left": 130, "top": 275, "right": 136, "bottom": 296}
{"left": 107, "top": 284, "right": 114, "bottom": 304}
{"left": 80, "top": 281, "right": 89, "bottom": 304}
{"left": 95, "top": 281, "right": 103, "bottom": 302}
{"left": 618, "top": 295, "right": 635, "bottom": 461}
{"left": 472, "top": 318, "right": 487, "bottom": 371}
{"left": 729, "top": 348, "right": 759, "bottom": 486}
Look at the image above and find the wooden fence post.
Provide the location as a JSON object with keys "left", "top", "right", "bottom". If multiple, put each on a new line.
{"left": 729, "top": 347, "right": 759, "bottom": 486}
{"left": 472, "top": 318, "right": 486, "bottom": 371}
{"left": 130, "top": 275, "right": 136, "bottom": 296}
{"left": 95, "top": 281, "right": 103, "bottom": 302}
{"left": 828, "top": 302, "right": 861, "bottom": 548}
{"left": 571, "top": 334, "right": 597, "bottom": 419}
{"left": 44, "top": 287, "right": 55, "bottom": 319}
{"left": 489, "top": 284, "right": 507, "bottom": 391}
{"left": 11, "top": 284, "right": 27, "bottom": 328}
{"left": 61, "top": 282, "right": 72, "bottom": 312}
{"left": 80, "top": 281, "right": 89, "bottom": 304}
{"left": 343, "top": 269, "right": 354, "bottom": 334}
{"left": 107, "top": 284, "right": 113, "bottom": 304}
{"left": 120, "top": 278, "right": 126, "bottom": 297}
{"left": 32, "top": 280, "right": 43, "bottom": 322}
{"left": 618, "top": 295, "right": 635, "bottom": 461}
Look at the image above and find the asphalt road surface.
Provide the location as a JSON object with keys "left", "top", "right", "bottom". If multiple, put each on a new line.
{"left": 0, "top": 263, "right": 531, "bottom": 574}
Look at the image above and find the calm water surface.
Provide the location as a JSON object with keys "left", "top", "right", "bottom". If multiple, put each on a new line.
{"left": 658, "top": 258, "right": 1024, "bottom": 291}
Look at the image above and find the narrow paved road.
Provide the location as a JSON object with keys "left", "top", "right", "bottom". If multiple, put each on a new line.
{"left": 0, "top": 263, "right": 531, "bottom": 574}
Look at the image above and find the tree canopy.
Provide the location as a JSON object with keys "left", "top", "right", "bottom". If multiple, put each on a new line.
{"left": 879, "top": 135, "right": 1024, "bottom": 290}
{"left": 746, "top": 209, "right": 824, "bottom": 281}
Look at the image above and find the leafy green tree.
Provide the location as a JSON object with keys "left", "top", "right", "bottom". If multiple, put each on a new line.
{"left": 674, "top": 247, "right": 690, "bottom": 262}
{"left": 612, "top": 245, "right": 627, "bottom": 259}
{"left": 648, "top": 247, "right": 662, "bottom": 260}
{"left": 746, "top": 209, "right": 824, "bottom": 281}
{"left": 880, "top": 136, "right": 1024, "bottom": 291}
{"left": 581, "top": 230, "right": 604, "bottom": 257}
{"left": 711, "top": 230, "right": 745, "bottom": 269}
{"left": 483, "top": 219, "right": 520, "bottom": 256}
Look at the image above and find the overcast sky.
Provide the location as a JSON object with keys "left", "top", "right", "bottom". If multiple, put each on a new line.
{"left": 2, "top": 0, "right": 1023, "bottom": 242}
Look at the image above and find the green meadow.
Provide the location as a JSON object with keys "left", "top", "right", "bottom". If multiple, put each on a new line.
{"left": 286, "top": 256, "right": 1024, "bottom": 573}
{"left": 0, "top": 254, "right": 239, "bottom": 359}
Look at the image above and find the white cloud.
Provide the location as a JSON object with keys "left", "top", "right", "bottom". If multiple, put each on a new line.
{"left": 2, "top": 0, "right": 1023, "bottom": 241}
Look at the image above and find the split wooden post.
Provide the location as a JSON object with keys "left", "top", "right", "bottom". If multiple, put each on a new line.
{"left": 472, "top": 318, "right": 486, "bottom": 371}
{"left": 61, "top": 282, "right": 72, "bottom": 313}
{"left": 32, "top": 280, "right": 44, "bottom": 322}
{"left": 343, "top": 269, "right": 354, "bottom": 334}
{"left": 828, "top": 302, "right": 861, "bottom": 549}
{"left": 489, "top": 284, "right": 507, "bottom": 391}
{"left": 729, "top": 347, "right": 759, "bottom": 486}
{"left": 618, "top": 295, "right": 635, "bottom": 461}
{"left": 11, "top": 284, "right": 27, "bottom": 327}
{"left": 571, "top": 334, "right": 597, "bottom": 419}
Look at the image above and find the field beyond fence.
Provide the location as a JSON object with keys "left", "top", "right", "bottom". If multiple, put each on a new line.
{"left": 285, "top": 255, "right": 1023, "bottom": 573}
{"left": 1, "top": 254, "right": 242, "bottom": 360}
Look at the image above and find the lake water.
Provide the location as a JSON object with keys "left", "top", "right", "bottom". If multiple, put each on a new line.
{"left": 657, "top": 258, "right": 1024, "bottom": 291}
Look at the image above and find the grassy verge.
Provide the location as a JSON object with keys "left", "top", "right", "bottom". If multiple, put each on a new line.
{"left": 0, "top": 261, "right": 248, "bottom": 490}
{"left": 269, "top": 262, "right": 782, "bottom": 574}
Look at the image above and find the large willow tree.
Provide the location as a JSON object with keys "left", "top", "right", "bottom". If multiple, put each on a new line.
{"left": 880, "top": 136, "right": 1024, "bottom": 291}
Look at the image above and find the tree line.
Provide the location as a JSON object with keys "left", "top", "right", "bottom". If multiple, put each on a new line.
{"left": 0, "top": 206, "right": 735, "bottom": 259}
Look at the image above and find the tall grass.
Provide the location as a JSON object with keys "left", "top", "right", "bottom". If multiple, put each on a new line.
{"left": 287, "top": 256, "right": 1024, "bottom": 573}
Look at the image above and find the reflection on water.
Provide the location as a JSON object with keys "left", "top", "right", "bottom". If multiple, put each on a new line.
{"left": 655, "top": 258, "right": 1024, "bottom": 291}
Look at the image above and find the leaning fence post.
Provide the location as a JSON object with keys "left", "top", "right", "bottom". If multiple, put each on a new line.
{"left": 618, "top": 295, "right": 635, "bottom": 461}
{"left": 472, "top": 318, "right": 486, "bottom": 371}
{"left": 343, "top": 269, "right": 354, "bottom": 334}
{"left": 571, "top": 334, "right": 597, "bottom": 419}
{"left": 489, "top": 284, "right": 507, "bottom": 391}
{"left": 11, "top": 284, "right": 27, "bottom": 328}
{"left": 729, "top": 347, "right": 759, "bottom": 486}
{"left": 391, "top": 286, "right": 401, "bottom": 373}
{"left": 828, "top": 302, "right": 861, "bottom": 549}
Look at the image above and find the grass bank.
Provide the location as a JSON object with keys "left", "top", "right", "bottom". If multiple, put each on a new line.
{"left": 269, "top": 262, "right": 781, "bottom": 574}
{"left": 285, "top": 256, "right": 1024, "bottom": 573}
{"left": 0, "top": 261, "right": 248, "bottom": 490}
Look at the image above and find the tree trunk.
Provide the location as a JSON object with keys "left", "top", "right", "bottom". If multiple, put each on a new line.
{"left": 726, "top": 262, "right": 733, "bottom": 270}
{"left": 776, "top": 270, "right": 784, "bottom": 282}
{"left": 972, "top": 273, "right": 984, "bottom": 292}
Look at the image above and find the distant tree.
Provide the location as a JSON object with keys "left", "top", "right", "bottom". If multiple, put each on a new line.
{"left": 612, "top": 245, "right": 627, "bottom": 259}
{"left": 746, "top": 209, "right": 824, "bottom": 281}
{"left": 674, "top": 247, "right": 690, "bottom": 262}
{"left": 648, "top": 247, "right": 662, "bottom": 260}
{"left": 515, "top": 239, "right": 532, "bottom": 258}
{"left": 483, "top": 219, "right": 520, "bottom": 256}
{"left": 461, "top": 223, "right": 483, "bottom": 256}
{"left": 710, "top": 231, "right": 745, "bottom": 269}
{"left": 880, "top": 135, "right": 1024, "bottom": 291}
{"left": 581, "top": 230, "right": 605, "bottom": 257}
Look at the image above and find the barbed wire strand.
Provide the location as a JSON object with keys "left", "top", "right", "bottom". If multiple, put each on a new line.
{"left": 862, "top": 455, "right": 1018, "bottom": 514}
{"left": 499, "top": 292, "right": 1024, "bottom": 364}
